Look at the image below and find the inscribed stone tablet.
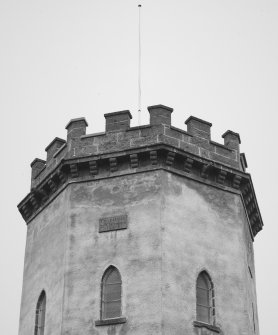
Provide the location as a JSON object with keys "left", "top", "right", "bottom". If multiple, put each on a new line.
{"left": 99, "top": 214, "right": 128, "bottom": 232}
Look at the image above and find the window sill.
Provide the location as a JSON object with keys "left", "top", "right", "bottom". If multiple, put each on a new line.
{"left": 193, "top": 321, "right": 221, "bottom": 333}
{"left": 95, "top": 317, "right": 127, "bottom": 326}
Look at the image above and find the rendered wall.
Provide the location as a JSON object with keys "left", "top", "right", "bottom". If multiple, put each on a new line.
{"left": 160, "top": 171, "right": 259, "bottom": 335}
{"left": 18, "top": 169, "right": 259, "bottom": 335}
{"left": 18, "top": 107, "right": 263, "bottom": 335}
{"left": 18, "top": 189, "right": 69, "bottom": 335}
{"left": 62, "top": 171, "right": 163, "bottom": 335}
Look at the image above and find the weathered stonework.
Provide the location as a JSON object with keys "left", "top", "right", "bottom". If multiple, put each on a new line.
{"left": 18, "top": 105, "right": 262, "bottom": 335}
{"left": 18, "top": 105, "right": 263, "bottom": 237}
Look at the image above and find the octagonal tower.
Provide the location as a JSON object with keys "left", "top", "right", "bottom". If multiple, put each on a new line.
{"left": 18, "top": 105, "right": 263, "bottom": 335}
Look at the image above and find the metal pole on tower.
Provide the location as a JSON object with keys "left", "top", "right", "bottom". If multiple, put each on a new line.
{"left": 138, "top": 4, "right": 142, "bottom": 126}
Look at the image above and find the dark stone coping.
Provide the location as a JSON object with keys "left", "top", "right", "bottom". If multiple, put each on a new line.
{"left": 95, "top": 317, "right": 127, "bottom": 326}
{"left": 104, "top": 110, "right": 132, "bottom": 119}
{"left": 53, "top": 143, "right": 67, "bottom": 158}
{"left": 147, "top": 104, "right": 174, "bottom": 112}
{"left": 193, "top": 321, "right": 221, "bottom": 333}
{"left": 45, "top": 137, "right": 66, "bottom": 152}
{"left": 222, "top": 130, "right": 241, "bottom": 144}
{"left": 81, "top": 132, "right": 106, "bottom": 139}
{"left": 185, "top": 116, "right": 212, "bottom": 126}
{"left": 65, "top": 117, "right": 88, "bottom": 129}
{"left": 30, "top": 158, "right": 46, "bottom": 167}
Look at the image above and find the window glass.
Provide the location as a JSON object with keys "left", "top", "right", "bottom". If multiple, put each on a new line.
{"left": 35, "top": 291, "right": 46, "bottom": 335}
{"left": 196, "top": 272, "right": 214, "bottom": 324}
{"left": 102, "top": 267, "right": 122, "bottom": 319}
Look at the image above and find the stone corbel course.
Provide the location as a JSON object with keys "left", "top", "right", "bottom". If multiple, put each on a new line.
{"left": 130, "top": 154, "right": 139, "bottom": 168}
{"left": 18, "top": 105, "right": 263, "bottom": 238}
{"left": 89, "top": 160, "right": 98, "bottom": 175}
{"left": 18, "top": 144, "right": 263, "bottom": 237}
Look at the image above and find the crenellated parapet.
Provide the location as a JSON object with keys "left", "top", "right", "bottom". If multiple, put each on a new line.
{"left": 28, "top": 105, "right": 242, "bottom": 187}
{"left": 18, "top": 105, "right": 263, "bottom": 237}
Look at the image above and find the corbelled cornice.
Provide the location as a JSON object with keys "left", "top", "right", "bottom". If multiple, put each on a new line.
{"left": 18, "top": 143, "right": 263, "bottom": 238}
{"left": 18, "top": 105, "right": 263, "bottom": 237}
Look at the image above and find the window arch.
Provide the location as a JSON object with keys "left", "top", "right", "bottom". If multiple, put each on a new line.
{"left": 101, "top": 266, "right": 122, "bottom": 319}
{"left": 34, "top": 290, "right": 46, "bottom": 335}
{"left": 196, "top": 271, "right": 215, "bottom": 324}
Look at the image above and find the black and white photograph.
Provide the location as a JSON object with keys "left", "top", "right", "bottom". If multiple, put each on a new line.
{"left": 0, "top": 1, "right": 277, "bottom": 334}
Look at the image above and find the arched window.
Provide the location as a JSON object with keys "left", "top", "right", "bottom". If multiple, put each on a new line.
{"left": 196, "top": 271, "right": 215, "bottom": 324}
{"left": 34, "top": 290, "right": 46, "bottom": 335}
{"left": 101, "top": 266, "right": 122, "bottom": 319}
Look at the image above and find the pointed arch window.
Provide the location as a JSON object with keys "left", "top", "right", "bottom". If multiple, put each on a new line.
{"left": 196, "top": 271, "right": 215, "bottom": 324}
{"left": 101, "top": 266, "right": 122, "bottom": 320}
{"left": 34, "top": 290, "right": 46, "bottom": 335}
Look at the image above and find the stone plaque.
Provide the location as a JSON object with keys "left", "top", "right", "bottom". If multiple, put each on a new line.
{"left": 99, "top": 214, "right": 128, "bottom": 233}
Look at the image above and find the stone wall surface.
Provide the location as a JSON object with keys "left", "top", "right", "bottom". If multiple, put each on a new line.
{"left": 18, "top": 102, "right": 263, "bottom": 335}
{"left": 62, "top": 171, "right": 163, "bottom": 335}
{"left": 19, "top": 169, "right": 260, "bottom": 335}
{"left": 19, "top": 107, "right": 262, "bottom": 239}
{"left": 160, "top": 172, "right": 259, "bottom": 335}
{"left": 18, "top": 188, "right": 69, "bottom": 335}
{"left": 31, "top": 106, "right": 242, "bottom": 188}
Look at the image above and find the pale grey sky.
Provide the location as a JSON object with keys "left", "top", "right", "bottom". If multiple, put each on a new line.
{"left": 1, "top": 0, "right": 277, "bottom": 333}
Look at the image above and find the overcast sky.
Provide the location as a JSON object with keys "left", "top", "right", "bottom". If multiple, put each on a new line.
{"left": 1, "top": 0, "right": 277, "bottom": 334}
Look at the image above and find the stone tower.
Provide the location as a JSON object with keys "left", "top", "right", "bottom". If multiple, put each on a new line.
{"left": 18, "top": 105, "right": 263, "bottom": 335}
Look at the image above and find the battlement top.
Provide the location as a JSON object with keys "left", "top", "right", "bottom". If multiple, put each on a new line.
{"left": 30, "top": 104, "right": 243, "bottom": 186}
{"left": 18, "top": 104, "right": 263, "bottom": 237}
{"left": 65, "top": 117, "right": 88, "bottom": 129}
